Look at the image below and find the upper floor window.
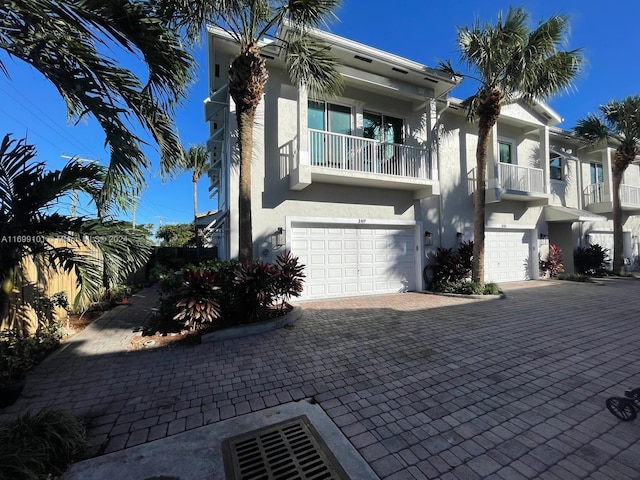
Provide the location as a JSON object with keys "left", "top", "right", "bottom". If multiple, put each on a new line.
{"left": 590, "top": 162, "right": 604, "bottom": 184}
{"left": 550, "top": 156, "right": 563, "bottom": 181}
{"left": 363, "top": 111, "right": 404, "bottom": 145}
{"left": 499, "top": 141, "right": 512, "bottom": 164}
{"left": 308, "top": 100, "right": 351, "bottom": 135}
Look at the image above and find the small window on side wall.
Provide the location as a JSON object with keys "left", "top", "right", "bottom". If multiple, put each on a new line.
{"left": 550, "top": 156, "right": 563, "bottom": 181}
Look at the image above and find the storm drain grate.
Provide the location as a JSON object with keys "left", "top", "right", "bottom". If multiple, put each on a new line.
{"left": 222, "top": 415, "right": 350, "bottom": 480}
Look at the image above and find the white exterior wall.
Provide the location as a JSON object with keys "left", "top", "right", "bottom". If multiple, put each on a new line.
{"left": 250, "top": 68, "right": 425, "bottom": 266}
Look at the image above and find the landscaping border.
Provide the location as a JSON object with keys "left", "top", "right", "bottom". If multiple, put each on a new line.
{"left": 201, "top": 306, "right": 303, "bottom": 342}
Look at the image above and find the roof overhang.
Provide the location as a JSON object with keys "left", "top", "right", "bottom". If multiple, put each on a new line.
{"left": 549, "top": 147, "right": 580, "bottom": 162}
{"left": 196, "top": 210, "right": 227, "bottom": 229}
{"left": 544, "top": 206, "right": 607, "bottom": 223}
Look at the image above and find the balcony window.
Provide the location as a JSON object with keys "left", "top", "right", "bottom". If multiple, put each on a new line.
{"left": 363, "top": 111, "right": 404, "bottom": 144}
{"left": 499, "top": 141, "right": 512, "bottom": 164}
{"left": 308, "top": 100, "right": 351, "bottom": 134}
{"left": 550, "top": 156, "right": 563, "bottom": 181}
{"left": 590, "top": 162, "right": 603, "bottom": 184}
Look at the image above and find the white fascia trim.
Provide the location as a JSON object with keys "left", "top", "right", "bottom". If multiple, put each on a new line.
{"left": 286, "top": 216, "right": 419, "bottom": 228}
{"left": 280, "top": 24, "right": 459, "bottom": 88}
{"left": 485, "top": 224, "right": 536, "bottom": 230}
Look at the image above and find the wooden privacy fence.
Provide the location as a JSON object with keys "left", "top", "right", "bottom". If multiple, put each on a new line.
{"left": 2, "top": 238, "right": 102, "bottom": 334}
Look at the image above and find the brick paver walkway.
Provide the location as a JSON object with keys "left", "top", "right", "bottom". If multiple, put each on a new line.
{"left": 2, "top": 280, "right": 640, "bottom": 479}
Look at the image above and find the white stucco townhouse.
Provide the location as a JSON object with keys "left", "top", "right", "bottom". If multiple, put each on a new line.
{"left": 203, "top": 25, "right": 640, "bottom": 299}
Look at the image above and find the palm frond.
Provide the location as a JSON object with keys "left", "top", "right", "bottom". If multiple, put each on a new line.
{"left": 573, "top": 114, "right": 611, "bottom": 145}
{"left": 284, "top": 36, "right": 342, "bottom": 97}
{"left": 0, "top": 0, "right": 193, "bottom": 204}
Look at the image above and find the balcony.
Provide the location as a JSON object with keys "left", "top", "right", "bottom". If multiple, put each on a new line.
{"left": 290, "top": 129, "right": 438, "bottom": 199}
{"left": 468, "top": 162, "right": 549, "bottom": 203}
{"left": 584, "top": 183, "right": 640, "bottom": 214}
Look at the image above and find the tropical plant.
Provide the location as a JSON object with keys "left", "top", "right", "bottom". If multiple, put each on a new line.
{"left": 0, "top": 409, "right": 87, "bottom": 479}
{"left": 439, "top": 6, "right": 584, "bottom": 284}
{"left": 0, "top": 1, "right": 193, "bottom": 203}
{"left": 0, "top": 134, "right": 152, "bottom": 326}
{"left": 174, "top": 269, "right": 222, "bottom": 330}
{"left": 573, "top": 96, "right": 640, "bottom": 274}
{"left": 428, "top": 241, "right": 473, "bottom": 287}
{"left": 539, "top": 244, "right": 564, "bottom": 278}
{"left": 574, "top": 243, "right": 610, "bottom": 276}
{"left": 159, "top": 0, "right": 343, "bottom": 262}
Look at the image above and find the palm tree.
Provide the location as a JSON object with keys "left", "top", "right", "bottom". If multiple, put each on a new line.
{"left": 574, "top": 96, "right": 640, "bottom": 274}
{"left": 0, "top": 134, "right": 151, "bottom": 325}
{"left": 159, "top": 0, "right": 343, "bottom": 263}
{"left": 439, "top": 6, "right": 584, "bottom": 283}
{"left": 167, "top": 144, "right": 209, "bottom": 255}
{"left": 0, "top": 1, "right": 193, "bottom": 204}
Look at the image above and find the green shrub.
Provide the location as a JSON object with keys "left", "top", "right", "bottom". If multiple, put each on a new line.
{"left": 0, "top": 409, "right": 87, "bottom": 480}
{"left": 557, "top": 273, "right": 590, "bottom": 282}
{"left": 0, "top": 324, "right": 63, "bottom": 386}
{"left": 483, "top": 283, "right": 502, "bottom": 295}
{"left": 574, "top": 243, "right": 609, "bottom": 276}
{"left": 430, "top": 280, "right": 502, "bottom": 296}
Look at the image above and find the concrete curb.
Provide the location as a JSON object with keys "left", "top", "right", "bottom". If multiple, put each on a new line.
{"left": 201, "top": 305, "right": 303, "bottom": 342}
{"left": 421, "top": 290, "right": 506, "bottom": 301}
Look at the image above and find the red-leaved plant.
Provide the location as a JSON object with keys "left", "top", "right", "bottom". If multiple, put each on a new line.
{"left": 540, "top": 244, "right": 564, "bottom": 278}
{"left": 173, "top": 269, "right": 221, "bottom": 330}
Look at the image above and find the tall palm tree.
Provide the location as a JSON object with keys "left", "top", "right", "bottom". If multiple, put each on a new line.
{"left": 439, "top": 6, "right": 584, "bottom": 283}
{"left": 0, "top": 1, "right": 193, "bottom": 204}
{"left": 167, "top": 144, "right": 210, "bottom": 255}
{"left": 0, "top": 134, "right": 151, "bottom": 325}
{"left": 158, "top": 0, "right": 343, "bottom": 263}
{"left": 574, "top": 96, "right": 640, "bottom": 274}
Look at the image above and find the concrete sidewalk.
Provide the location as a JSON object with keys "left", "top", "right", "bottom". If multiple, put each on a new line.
{"left": 2, "top": 279, "right": 640, "bottom": 479}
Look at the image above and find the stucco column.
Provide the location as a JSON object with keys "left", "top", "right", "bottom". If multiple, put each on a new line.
{"left": 602, "top": 148, "right": 614, "bottom": 203}
{"left": 539, "top": 125, "right": 550, "bottom": 194}
{"left": 488, "top": 124, "right": 500, "bottom": 188}
{"left": 297, "top": 83, "right": 309, "bottom": 168}
{"left": 427, "top": 98, "right": 438, "bottom": 181}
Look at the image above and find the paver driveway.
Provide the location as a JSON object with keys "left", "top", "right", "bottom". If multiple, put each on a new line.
{"left": 2, "top": 279, "right": 640, "bottom": 479}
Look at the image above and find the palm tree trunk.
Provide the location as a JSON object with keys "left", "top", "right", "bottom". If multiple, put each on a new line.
{"left": 472, "top": 88, "right": 502, "bottom": 284}
{"left": 229, "top": 43, "right": 268, "bottom": 265}
{"left": 612, "top": 154, "right": 625, "bottom": 274}
{"left": 237, "top": 107, "right": 256, "bottom": 264}
{"left": 193, "top": 176, "right": 200, "bottom": 262}
{"left": 473, "top": 121, "right": 490, "bottom": 283}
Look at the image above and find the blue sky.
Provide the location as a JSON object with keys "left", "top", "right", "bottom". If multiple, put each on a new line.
{"left": 1, "top": 1, "right": 638, "bottom": 233}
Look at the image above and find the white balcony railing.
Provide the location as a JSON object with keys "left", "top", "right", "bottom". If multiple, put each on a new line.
{"left": 584, "top": 182, "right": 640, "bottom": 206}
{"left": 467, "top": 163, "right": 544, "bottom": 195}
{"left": 309, "top": 129, "right": 430, "bottom": 179}
{"left": 499, "top": 163, "right": 544, "bottom": 193}
{"left": 584, "top": 183, "right": 604, "bottom": 205}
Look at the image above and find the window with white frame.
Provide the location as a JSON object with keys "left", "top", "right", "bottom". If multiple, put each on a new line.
{"left": 550, "top": 155, "right": 563, "bottom": 181}
{"left": 498, "top": 140, "right": 514, "bottom": 164}
{"left": 590, "top": 162, "right": 604, "bottom": 184}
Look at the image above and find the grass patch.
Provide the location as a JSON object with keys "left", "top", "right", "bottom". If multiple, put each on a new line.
{"left": 0, "top": 409, "right": 87, "bottom": 480}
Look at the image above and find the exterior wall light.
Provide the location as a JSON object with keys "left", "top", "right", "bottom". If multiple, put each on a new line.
{"left": 275, "top": 227, "right": 285, "bottom": 248}
{"left": 424, "top": 231, "right": 433, "bottom": 247}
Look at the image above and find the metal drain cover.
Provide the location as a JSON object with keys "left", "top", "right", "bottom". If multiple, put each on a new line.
{"left": 222, "top": 415, "right": 351, "bottom": 480}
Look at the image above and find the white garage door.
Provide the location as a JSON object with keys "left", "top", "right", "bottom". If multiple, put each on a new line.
{"left": 484, "top": 230, "right": 532, "bottom": 283}
{"left": 291, "top": 222, "right": 416, "bottom": 299}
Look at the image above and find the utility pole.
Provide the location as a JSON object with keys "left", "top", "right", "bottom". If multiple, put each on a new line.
{"left": 61, "top": 154, "right": 98, "bottom": 218}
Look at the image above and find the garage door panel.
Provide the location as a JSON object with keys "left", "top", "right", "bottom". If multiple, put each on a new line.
{"left": 484, "top": 230, "right": 531, "bottom": 283}
{"left": 292, "top": 222, "right": 416, "bottom": 299}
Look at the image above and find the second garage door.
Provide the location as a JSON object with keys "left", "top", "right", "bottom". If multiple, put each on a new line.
{"left": 484, "top": 229, "right": 532, "bottom": 283}
{"left": 290, "top": 222, "right": 417, "bottom": 299}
